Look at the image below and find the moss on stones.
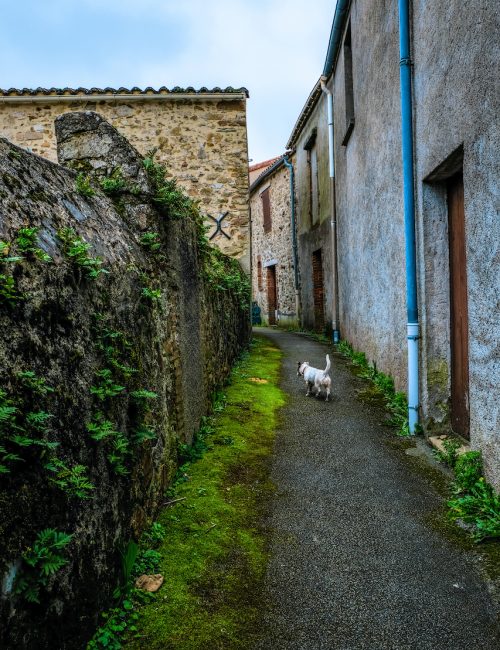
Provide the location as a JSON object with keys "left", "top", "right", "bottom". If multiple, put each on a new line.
{"left": 427, "top": 358, "right": 449, "bottom": 391}
{"left": 125, "top": 335, "right": 284, "bottom": 650}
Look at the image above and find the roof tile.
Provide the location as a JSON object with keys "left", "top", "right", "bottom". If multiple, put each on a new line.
{"left": 0, "top": 86, "right": 249, "bottom": 98}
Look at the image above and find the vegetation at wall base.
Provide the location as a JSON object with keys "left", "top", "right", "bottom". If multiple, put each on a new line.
{"left": 433, "top": 438, "right": 462, "bottom": 468}
{"left": 87, "top": 335, "right": 284, "bottom": 649}
{"left": 431, "top": 447, "right": 500, "bottom": 543}
{"left": 333, "top": 338, "right": 410, "bottom": 436}
{"left": 335, "top": 336, "right": 499, "bottom": 541}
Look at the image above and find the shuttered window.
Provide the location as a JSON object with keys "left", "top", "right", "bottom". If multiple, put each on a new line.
{"left": 261, "top": 188, "right": 271, "bottom": 233}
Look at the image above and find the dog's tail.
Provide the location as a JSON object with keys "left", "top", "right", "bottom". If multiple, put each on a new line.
{"left": 324, "top": 354, "right": 331, "bottom": 374}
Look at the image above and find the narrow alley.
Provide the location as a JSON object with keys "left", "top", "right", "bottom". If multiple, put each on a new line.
{"left": 0, "top": 1, "right": 498, "bottom": 647}
{"left": 255, "top": 329, "right": 499, "bottom": 650}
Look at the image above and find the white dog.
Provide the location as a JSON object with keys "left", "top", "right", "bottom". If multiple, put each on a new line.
{"left": 297, "top": 355, "right": 331, "bottom": 400}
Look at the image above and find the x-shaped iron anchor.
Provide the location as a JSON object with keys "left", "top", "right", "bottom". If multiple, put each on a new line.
{"left": 207, "top": 211, "right": 231, "bottom": 240}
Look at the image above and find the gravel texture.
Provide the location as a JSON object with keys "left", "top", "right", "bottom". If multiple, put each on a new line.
{"left": 254, "top": 329, "right": 499, "bottom": 650}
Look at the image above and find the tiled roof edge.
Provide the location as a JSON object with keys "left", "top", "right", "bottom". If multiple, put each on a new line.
{"left": 249, "top": 156, "right": 281, "bottom": 172}
{"left": 249, "top": 154, "right": 288, "bottom": 193}
{"left": 0, "top": 86, "right": 249, "bottom": 98}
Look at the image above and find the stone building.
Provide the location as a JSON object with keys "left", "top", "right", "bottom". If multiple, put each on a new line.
{"left": 0, "top": 86, "right": 250, "bottom": 269}
{"left": 288, "top": 1, "right": 500, "bottom": 486}
{"left": 250, "top": 155, "right": 299, "bottom": 327}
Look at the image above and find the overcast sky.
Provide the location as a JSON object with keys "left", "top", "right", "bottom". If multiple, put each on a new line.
{"left": 1, "top": 0, "right": 335, "bottom": 163}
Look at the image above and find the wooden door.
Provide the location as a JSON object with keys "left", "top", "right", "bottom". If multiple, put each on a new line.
{"left": 447, "top": 172, "right": 470, "bottom": 438}
{"left": 312, "top": 249, "right": 325, "bottom": 332}
{"left": 267, "top": 266, "right": 277, "bottom": 325}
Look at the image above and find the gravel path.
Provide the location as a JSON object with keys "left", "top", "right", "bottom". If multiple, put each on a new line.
{"left": 254, "top": 329, "right": 499, "bottom": 650}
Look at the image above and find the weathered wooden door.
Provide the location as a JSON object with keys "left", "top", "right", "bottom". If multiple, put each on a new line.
{"left": 447, "top": 172, "right": 470, "bottom": 438}
{"left": 267, "top": 265, "right": 277, "bottom": 325}
{"left": 312, "top": 249, "right": 325, "bottom": 332}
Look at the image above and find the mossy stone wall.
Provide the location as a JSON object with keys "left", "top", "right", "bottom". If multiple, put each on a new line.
{"left": 0, "top": 113, "right": 250, "bottom": 649}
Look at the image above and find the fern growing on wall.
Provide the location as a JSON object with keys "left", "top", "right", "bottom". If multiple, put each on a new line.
{"left": 14, "top": 529, "right": 73, "bottom": 603}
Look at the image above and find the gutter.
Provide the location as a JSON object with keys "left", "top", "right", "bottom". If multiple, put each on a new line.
{"left": 323, "top": 0, "right": 351, "bottom": 77}
{"left": 319, "top": 77, "right": 340, "bottom": 343}
{"left": 398, "top": 0, "right": 419, "bottom": 433}
{"left": 286, "top": 80, "right": 322, "bottom": 151}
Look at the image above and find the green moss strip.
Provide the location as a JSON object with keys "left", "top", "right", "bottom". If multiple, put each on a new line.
{"left": 126, "top": 335, "right": 284, "bottom": 649}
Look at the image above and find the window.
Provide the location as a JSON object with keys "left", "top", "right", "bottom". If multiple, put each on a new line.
{"left": 304, "top": 130, "right": 319, "bottom": 226}
{"left": 310, "top": 143, "right": 320, "bottom": 225}
{"left": 261, "top": 187, "right": 271, "bottom": 232}
{"left": 342, "top": 21, "right": 355, "bottom": 146}
{"left": 257, "top": 256, "right": 263, "bottom": 291}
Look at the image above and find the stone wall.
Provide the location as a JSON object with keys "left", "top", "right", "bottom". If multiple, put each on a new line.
{"left": 0, "top": 90, "right": 250, "bottom": 270}
{"left": 250, "top": 159, "right": 298, "bottom": 327}
{"left": 0, "top": 113, "right": 250, "bottom": 648}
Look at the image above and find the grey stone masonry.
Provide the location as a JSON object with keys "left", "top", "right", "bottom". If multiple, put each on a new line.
{"left": 250, "top": 158, "right": 298, "bottom": 327}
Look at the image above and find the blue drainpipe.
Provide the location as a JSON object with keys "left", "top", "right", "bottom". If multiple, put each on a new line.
{"left": 398, "top": 0, "right": 419, "bottom": 433}
{"left": 283, "top": 156, "right": 300, "bottom": 321}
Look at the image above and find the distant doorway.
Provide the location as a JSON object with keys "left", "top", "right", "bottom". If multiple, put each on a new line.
{"left": 447, "top": 171, "right": 470, "bottom": 438}
{"left": 267, "top": 265, "right": 277, "bottom": 325}
{"left": 312, "top": 249, "right": 325, "bottom": 332}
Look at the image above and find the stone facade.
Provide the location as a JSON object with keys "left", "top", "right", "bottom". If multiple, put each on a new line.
{"left": 0, "top": 113, "right": 250, "bottom": 648}
{"left": 250, "top": 157, "right": 298, "bottom": 327}
{"left": 0, "top": 88, "right": 250, "bottom": 270}
{"left": 288, "top": 1, "right": 500, "bottom": 486}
